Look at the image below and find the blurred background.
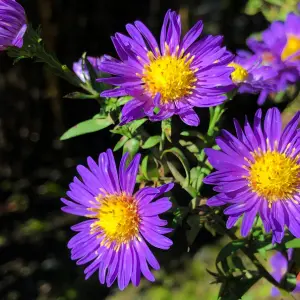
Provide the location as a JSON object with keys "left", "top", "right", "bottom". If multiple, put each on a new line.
{"left": 0, "top": 0, "right": 298, "bottom": 299}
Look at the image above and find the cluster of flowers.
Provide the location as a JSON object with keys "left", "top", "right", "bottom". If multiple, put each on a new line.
{"left": 3, "top": 0, "right": 300, "bottom": 292}
{"left": 4, "top": 1, "right": 300, "bottom": 124}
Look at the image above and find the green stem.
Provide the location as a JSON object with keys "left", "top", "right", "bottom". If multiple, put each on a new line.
{"left": 207, "top": 105, "right": 225, "bottom": 137}
{"left": 34, "top": 46, "right": 99, "bottom": 98}
{"left": 227, "top": 230, "right": 280, "bottom": 287}
{"left": 8, "top": 25, "right": 99, "bottom": 98}
{"left": 166, "top": 160, "right": 197, "bottom": 197}
{"left": 213, "top": 214, "right": 284, "bottom": 289}
{"left": 160, "top": 121, "right": 166, "bottom": 152}
{"left": 140, "top": 128, "right": 197, "bottom": 197}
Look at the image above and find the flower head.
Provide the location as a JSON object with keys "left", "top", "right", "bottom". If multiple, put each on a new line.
{"left": 204, "top": 108, "right": 300, "bottom": 243}
{"left": 228, "top": 54, "right": 277, "bottom": 95}
{"left": 98, "top": 10, "right": 234, "bottom": 126}
{"left": 73, "top": 56, "right": 104, "bottom": 82}
{"left": 247, "top": 13, "right": 300, "bottom": 104}
{"left": 61, "top": 149, "right": 174, "bottom": 290}
{"left": 270, "top": 249, "right": 300, "bottom": 296}
{"left": 0, "top": 0, "right": 27, "bottom": 50}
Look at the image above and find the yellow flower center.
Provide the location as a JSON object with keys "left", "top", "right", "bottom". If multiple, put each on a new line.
{"left": 247, "top": 150, "right": 300, "bottom": 204}
{"left": 140, "top": 45, "right": 197, "bottom": 104}
{"left": 281, "top": 35, "right": 300, "bottom": 61}
{"left": 89, "top": 193, "right": 140, "bottom": 250}
{"left": 228, "top": 62, "right": 249, "bottom": 83}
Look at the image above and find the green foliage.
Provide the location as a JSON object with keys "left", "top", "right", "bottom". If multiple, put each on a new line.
{"left": 63, "top": 92, "right": 98, "bottom": 99}
{"left": 245, "top": 0, "right": 299, "bottom": 21}
{"left": 60, "top": 115, "right": 113, "bottom": 140}
{"left": 140, "top": 155, "right": 160, "bottom": 181}
{"left": 7, "top": 25, "right": 82, "bottom": 88}
{"left": 142, "top": 135, "right": 161, "bottom": 149}
{"left": 8, "top": 10, "right": 300, "bottom": 300}
{"left": 218, "top": 274, "right": 261, "bottom": 300}
{"left": 105, "top": 96, "right": 133, "bottom": 113}
{"left": 186, "top": 214, "right": 203, "bottom": 246}
{"left": 114, "top": 136, "right": 129, "bottom": 151}
{"left": 286, "top": 238, "right": 300, "bottom": 248}
{"left": 123, "top": 138, "right": 140, "bottom": 159}
{"left": 162, "top": 147, "right": 191, "bottom": 184}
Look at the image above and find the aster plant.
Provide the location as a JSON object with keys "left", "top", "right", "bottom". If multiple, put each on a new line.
{"left": 62, "top": 149, "right": 173, "bottom": 290}
{"left": 244, "top": 13, "right": 300, "bottom": 104}
{"left": 3, "top": 2, "right": 300, "bottom": 299}
{"left": 98, "top": 10, "right": 234, "bottom": 126}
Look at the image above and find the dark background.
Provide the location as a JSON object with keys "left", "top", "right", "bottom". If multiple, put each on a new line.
{"left": 0, "top": 0, "right": 269, "bottom": 299}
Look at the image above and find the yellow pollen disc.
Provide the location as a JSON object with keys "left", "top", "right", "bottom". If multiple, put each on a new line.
{"left": 89, "top": 193, "right": 140, "bottom": 250}
{"left": 228, "top": 62, "right": 249, "bottom": 83}
{"left": 141, "top": 49, "right": 196, "bottom": 104}
{"left": 281, "top": 35, "right": 300, "bottom": 61}
{"left": 247, "top": 151, "right": 300, "bottom": 203}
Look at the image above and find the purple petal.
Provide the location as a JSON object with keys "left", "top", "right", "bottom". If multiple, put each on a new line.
{"left": 264, "top": 108, "right": 282, "bottom": 148}
{"left": 141, "top": 197, "right": 172, "bottom": 216}
{"left": 179, "top": 109, "right": 200, "bottom": 126}
{"left": 140, "top": 227, "right": 173, "bottom": 250}
{"left": 133, "top": 239, "right": 155, "bottom": 281}
{"left": 240, "top": 200, "right": 260, "bottom": 237}
{"left": 131, "top": 244, "right": 141, "bottom": 286}
{"left": 180, "top": 20, "right": 203, "bottom": 51}
{"left": 134, "top": 21, "right": 159, "bottom": 54}
{"left": 119, "top": 153, "right": 141, "bottom": 194}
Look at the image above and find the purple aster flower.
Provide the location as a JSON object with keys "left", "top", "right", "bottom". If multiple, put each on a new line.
{"left": 0, "top": 0, "right": 27, "bottom": 50}
{"left": 61, "top": 149, "right": 174, "bottom": 290}
{"left": 270, "top": 249, "right": 300, "bottom": 296}
{"left": 98, "top": 10, "right": 234, "bottom": 126}
{"left": 204, "top": 108, "right": 300, "bottom": 244}
{"left": 228, "top": 54, "right": 277, "bottom": 95}
{"left": 247, "top": 13, "right": 300, "bottom": 104}
{"left": 73, "top": 56, "right": 104, "bottom": 82}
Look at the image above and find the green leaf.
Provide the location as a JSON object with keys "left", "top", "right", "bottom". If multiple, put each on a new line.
{"left": 186, "top": 214, "right": 202, "bottom": 246}
{"left": 105, "top": 97, "right": 118, "bottom": 112}
{"left": 278, "top": 287, "right": 296, "bottom": 299}
{"left": 216, "top": 241, "right": 245, "bottom": 269}
{"left": 110, "top": 125, "right": 132, "bottom": 138}
{"left": 216, "top": 240, "right": 245, "bottom": 263}
{"left": 141, "top": 155, "right": 150, "bottom": 180}
{"left": 180, "top": 130, "right": 206, "bottom": 140}
{"left": 179, "top": 139, "right": 201, "bottom": 160}
{"left": 140, "top": 155, "right": 159, "bottom": 180}
{"left": 218, "top": 274, "right": 261, "bottom": 300}
{"left": 129, "top": 118, "right": 147, "bottom": 133}
{"left": 190, "top": 167, "right": 204, "bottom": 191}
{"left": 285, "top": 238, "right": 300, "bottom": 249}
{"left": 123, "top": 138, "right": 140, "bottom": 159}
{"left": 118, "top": 96, "right": 132, "bottom": 106}
{"left": 142, "top": 136, "right": 161, "bottom": 149}
{"left": 162, "top": 147, "right": 190, "bottom": 183}
{"left": 114, "top": 136, "right": 129, "bottom": 151}
{"left": 63, "top": 92, "right": 96, "bottom": 99}
{"left": 162, "top": 118, "right": 172, "bottom": 142}
{"left": 60, "top": 116, "right": 113, "bottom": 140}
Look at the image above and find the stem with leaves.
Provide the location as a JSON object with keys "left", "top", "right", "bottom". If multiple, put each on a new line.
{"left": 212, "top": 213, "right": 291, "bottom": 292}
{"left": 7, "top": 25, "right": 99, "bottom": 98}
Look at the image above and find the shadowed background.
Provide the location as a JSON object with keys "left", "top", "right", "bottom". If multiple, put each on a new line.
{"left": 0, "top": 0, "right": 287, "bottom": 299}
